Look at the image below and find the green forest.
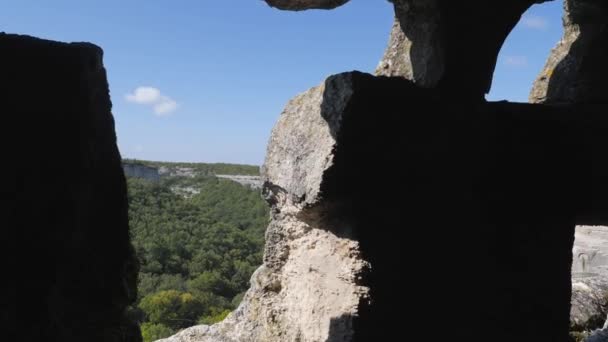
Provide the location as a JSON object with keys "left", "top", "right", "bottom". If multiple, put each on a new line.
{"left": 124, "top": 167, "right": 268, "bottom": 342}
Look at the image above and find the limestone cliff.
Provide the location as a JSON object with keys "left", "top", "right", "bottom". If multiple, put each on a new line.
{"left": 6, "top": 1, "right": 608, "bottom": 341}
{"left": 123, "top": 163, "right": 161, "bottom": 181}
{"left": 158, "top": 1, "right": 608, "bottom": 341}
{"left": 571, "top": 226, "right": 608, "bottom": 339}
{"left": 530, "top": 0, "right": 608, "bottom": 104}
{"left": 157, "top": 73, "right": 371, "bottom": 342}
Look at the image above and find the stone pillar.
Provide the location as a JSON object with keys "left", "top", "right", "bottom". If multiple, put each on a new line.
{"left": 0, "top": 34, "right": 140, "bottom": 342}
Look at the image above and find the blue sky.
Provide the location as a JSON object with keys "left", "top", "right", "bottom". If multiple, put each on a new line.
{"left": 2, "top": 0, "right": 563, "bottom": 165}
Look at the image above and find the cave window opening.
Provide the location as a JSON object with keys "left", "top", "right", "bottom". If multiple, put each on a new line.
{"left": 486, "top": 0, "right": 563, "bottom": 103}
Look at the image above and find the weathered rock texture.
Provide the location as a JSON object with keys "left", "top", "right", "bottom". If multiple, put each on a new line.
{"left": 530, "top": 0, "right": 608, "bottom": 104}
{"left": 377, "top": 0, "right": 553, "bottom": 98}
{"left": 160, "top": 71, "right": 608, "bottom": 342}
{"left": 573, "top": 226, "right": 608, "bottom": 277}
{"left": 570, "top": 227, "right": 608, "bottom": 338}
{"left": 158, "top": 1, "right": 608, "bottom": 341}
{"left": 215, "top": 175, "right": 263, "bottom": 189}
{"left": 0, "top": 34, "right": 140, "bottom": 342}
{"left": 264, "top": 0, "right": 349, "bottom": 11}
{"left": 158, "top": 73, "right": 371, "bottom": 342}
{"left": 7, "top": 0, "right": 608, "bottom": 341}
{"left": 123, "top": 162, "right": 161, "bottom": 181}
{"left": 375, "top": 0, "right": 443, "bottom": 86}
{"left": 571, "top": 275, "right": 608, "bottom": 332}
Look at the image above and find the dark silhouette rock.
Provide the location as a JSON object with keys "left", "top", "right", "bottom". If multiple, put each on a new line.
{"left": 264, "top": 0, "right": 349, "bottom": 11}
{"left": 0, "top": 33, "right": 140, "bottom": 342}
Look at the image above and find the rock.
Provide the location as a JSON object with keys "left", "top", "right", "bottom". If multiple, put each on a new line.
{"left": 157, "top": 72, "right": 371, "bottom": 342}
{"left": 123, "top": 162, "right": 161, "bottom": 181}
{"left": 570, "top": 226, "right": 608, "bottom": 335}
{"left": 530, "top": 0, "right": 608, "bottom": 103}
{"left": 215, "top": 175, "right": 263, "bottom": 189}
{"left": 0, "top": 33, "right": 140, "bottom": 342}
{"left": 157, "top": 70, "right": 608, "bottom": 342}
{"left": 573, "top": 226, "right": 608, "bottom": 277}
{"left": 571, "top": 275, "right": 608, "bottom": 331}
{"left": 375, "top": 0, "right": 550, "bottom": 99}
{"left": 375, "top": 0, "right": 444, "bottom": 87}
{"left": 264, "top": 0, "right": 349, "bottom": 11}
{"left": 158, "top": 166, "right": 197, "bottom": 178}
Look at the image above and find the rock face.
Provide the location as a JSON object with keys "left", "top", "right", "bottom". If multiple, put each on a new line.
{"left": 158, "top": 166, "right": 197, "bottom": 178}
{"left": 157, "top": 73, "right": 372, "bottom": 342}
{"left": 571, "top": 227, "right": 608, "bottom": 338}
{"left": 159, "top": 1, "right": 608, "bottom": 341}
{"left": 215, "top": 175, "right": 263, "bottom": 189}
{"left": 573, "top": 226, "right": 608, "bottom": 277}
{"left": 159, "top": 72, "right": 608, "bottom": 342}
{"left": 571, "top": 275, "right": 608, "bottom": 332}
{"left": 264, "top": 0, "right": 350, "bottom": 11}
{"left": 0, "top": 34, "right": 140, "bottom": 341}
{"left": 530, "top": 0, "right": 608, "bottom": 104}
{"left": 7, "top": 1, "right": 608, "bottom": 341}
{"left": 375, "top": 0, "right": 443, "bottom": 86}
{"left": 123, "top": 162, "right": 161, "bottom": 181}
{"left": 376, "top": 0, "right": 551, "bottom": 98}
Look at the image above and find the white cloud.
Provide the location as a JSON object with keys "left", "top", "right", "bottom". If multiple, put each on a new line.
{"left": 504, "top": 55, "right": 528, "bottom": 68}
{"left": 126, "top": 87, "right": 161, "bottom": 104}
{"left": 521, "top": 16, "right": 548, "bottom": 30}
{"left": 154, "top": 96, "right": 179, "bottom": 116}
{"left": 125, "top": 86, "right": 178, "bottom": 116}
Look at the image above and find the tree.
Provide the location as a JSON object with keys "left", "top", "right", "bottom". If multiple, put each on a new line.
{"left": 139, "top": 290, "right": 204, "bottom": 330}
{"left": 126, "top": 170, "right": 269, "bottom": 333}
{"left": 141, "top": 323, "right": 174, "bottom": 342}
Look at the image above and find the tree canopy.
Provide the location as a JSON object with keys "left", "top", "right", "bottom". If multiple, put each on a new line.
{"left": 126, "top": 172, "right": 268, "bottom": 341}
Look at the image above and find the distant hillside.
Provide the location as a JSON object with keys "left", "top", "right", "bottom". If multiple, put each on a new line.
{"left": 123, "top": 159, "right": 260, "bottom": 176}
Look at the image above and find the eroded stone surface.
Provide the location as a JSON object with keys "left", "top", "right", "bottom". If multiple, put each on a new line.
{"left": 530, "top": 0, "right": 608, "bottom": 103}
{"left": 376, "top": 0, "right": 548, "bottom": 99}
{"left": 123, "top": 162, "right": 160, "bottom": 181}
{"left": 158, "top": 1, "right": 608, "bottom": 341}
{"left": 570, "top": 226, "right": 608, "bottom": 338}
{"left": 264, "top": 0, "right": 349, "bottom": 11}
{"left": 573, "top": 226, "right": 608, "bottom": 277}
{"left": 157, "top": 73, "right": 369, "bottom": 342}
{"left": 571, "top": 276, "right": 608, "bottom": 332}
{"left": 375, "top": 0, "right": 443, "bottom": 87}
